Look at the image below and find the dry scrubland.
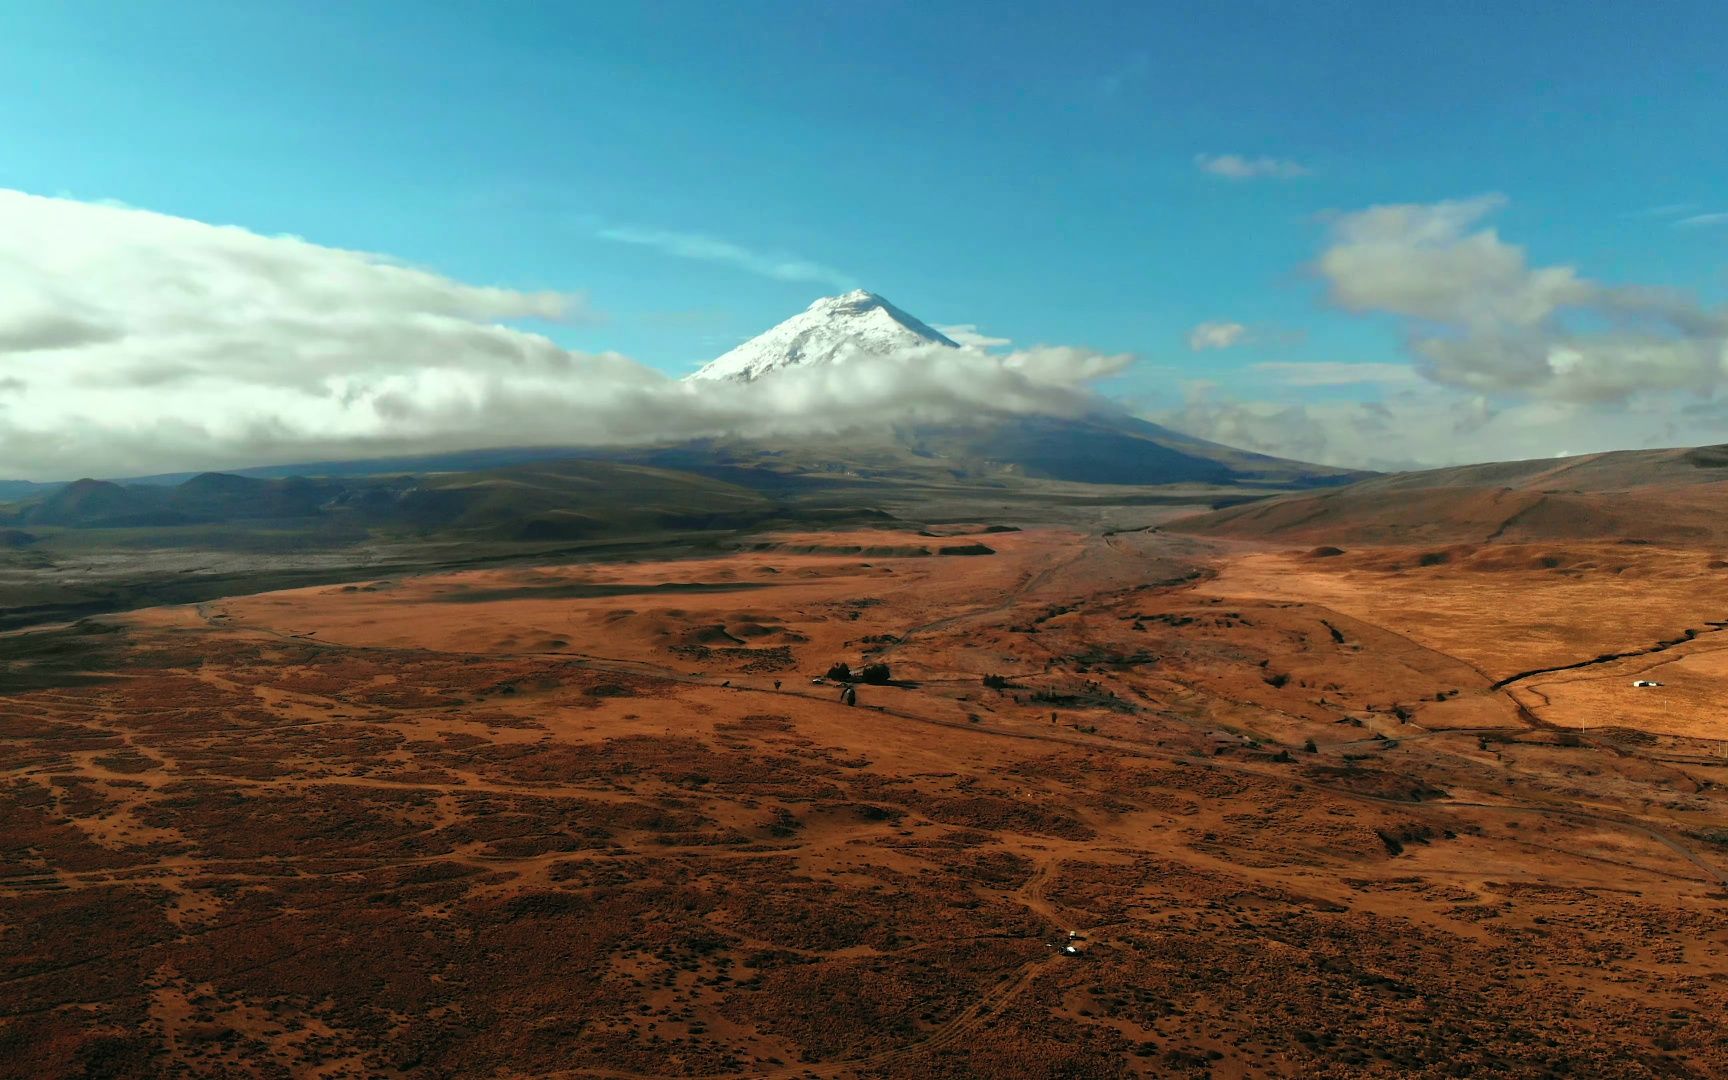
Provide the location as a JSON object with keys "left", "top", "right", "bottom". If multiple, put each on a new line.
{"left": 4, "top": 525, "right": 1728, "bottom": 1077}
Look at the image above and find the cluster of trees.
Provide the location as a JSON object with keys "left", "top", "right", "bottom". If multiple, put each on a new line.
{"left": 825, "top": 661, "right": 892, "bottom": 684}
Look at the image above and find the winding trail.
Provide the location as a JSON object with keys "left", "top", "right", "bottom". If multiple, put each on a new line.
{"left": 1491, "top": 621, "right": 1728, "bottom": 691}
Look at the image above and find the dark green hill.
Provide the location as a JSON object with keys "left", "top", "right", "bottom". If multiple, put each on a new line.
{"left": 24, "top": 479, "right": 188, "bottom": 528}
{"left": 393, "top": 460, "right": 774, "bottom": 540}
{"left": 2, "top": 459, "right": 775, "bottom": 542}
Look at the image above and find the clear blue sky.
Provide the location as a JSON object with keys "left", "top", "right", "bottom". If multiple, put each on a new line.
{"left": 3, "top": 1, "right": 1724, "bottom": 413}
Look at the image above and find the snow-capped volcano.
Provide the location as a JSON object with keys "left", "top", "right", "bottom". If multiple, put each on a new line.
{"left": 688, "top": 289, "right": 960, "bottom": 382}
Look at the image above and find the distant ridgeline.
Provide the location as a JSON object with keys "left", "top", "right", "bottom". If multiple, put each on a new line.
{"left": 0, "top": 460, "right": 798, "bottom": 543}
{"left": 1170, "top": 443, "right": 1728, "bottom": 546}
{"left": 0, "top": 413, "right": 1364, "bottom": 543}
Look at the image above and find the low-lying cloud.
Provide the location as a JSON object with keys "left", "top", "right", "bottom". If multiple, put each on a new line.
{"left": 0, "top": 192, "right": 1132, "bottom": 480}
{"left": 1156, "top": 383, "right": 1720, "bottom": 472}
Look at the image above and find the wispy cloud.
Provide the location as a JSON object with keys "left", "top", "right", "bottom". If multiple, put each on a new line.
{"left": 1632, "top": 203, "right": 1727, "bottom": 227}
{"left": 1248, "top": 361, "right": 1419, "bottom": 387}
{"left": 1194, "top": 153, "right": 1311, "bottom": 180}
{"left": 1092, "top": 52, "right": 1150, "bottom": 99}
{"left": 1187, "top": 321, "right": 1248, "bottom": 350}
{"left": 1636, "top": 202, "right": 1697, "bottom": 219}
{"left": 936, "top": 323, "right": 1011, "bottom": 349}
{"left": 595, "top": 224, "right": 855, "bottom": 288}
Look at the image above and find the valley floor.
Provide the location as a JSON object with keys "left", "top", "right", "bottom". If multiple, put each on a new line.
{"left": 3, "top": 526, "right": 1727, "bottom": 1077}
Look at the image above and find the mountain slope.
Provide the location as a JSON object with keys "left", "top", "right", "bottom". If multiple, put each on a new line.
{"left": 1170, "top": 444, "right": 1728, "bottom": 545}
{"left": 688, "top": 289, "right": 959, "bottom": 382}
{"left": 24, "top": 479, "right": 189, "bottom": 528}
{"left": 899, "top": 414, "right": 1357, "bottom": 487}
{"left": 689, "top": 289, "right": 1363, "bottom": 488}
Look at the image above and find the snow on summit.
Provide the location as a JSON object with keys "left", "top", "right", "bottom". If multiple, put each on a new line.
{"left": 688, "top": 289, "right": 960, "bottom": 382}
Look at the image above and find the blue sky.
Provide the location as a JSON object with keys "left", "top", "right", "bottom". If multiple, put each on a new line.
{"left": 2, "top": 2, "right": 1725, "bottom": 471}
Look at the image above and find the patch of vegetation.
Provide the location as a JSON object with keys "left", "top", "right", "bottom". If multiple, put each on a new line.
{"left": 1684, "top": 828, "right": 1728, "bottom": 851}
{"left": 1025, "top": 685, "right": 1137, "bottom": 714}
{"left": 1069, "top": 648, "right": 1158, "bottom": 668}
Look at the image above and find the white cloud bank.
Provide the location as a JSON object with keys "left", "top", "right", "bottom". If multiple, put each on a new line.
{"left": 1316, "top": 194, "right": 1728, "bottom": 403}
{"left": 0, "top": 191, "right": 1130, "bottom": 480}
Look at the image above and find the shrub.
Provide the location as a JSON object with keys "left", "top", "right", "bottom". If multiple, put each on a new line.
{"left": 825, "top": 662, "right": 853, "bottom": 681}
{"left": 983, "top": 674, "right": 1010, "bottom": 690}
{"left": 859, "top": 662, "right": 891, "bottom": 684}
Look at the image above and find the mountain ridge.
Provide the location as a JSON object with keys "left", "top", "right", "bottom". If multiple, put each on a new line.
{"left": 1168, "top": 443, "right": 1728, "bottom": 545}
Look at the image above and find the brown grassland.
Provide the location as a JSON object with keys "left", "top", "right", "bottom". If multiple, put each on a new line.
{"left": 4, "top": 525, "right": 1728, "bottom": 1077}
